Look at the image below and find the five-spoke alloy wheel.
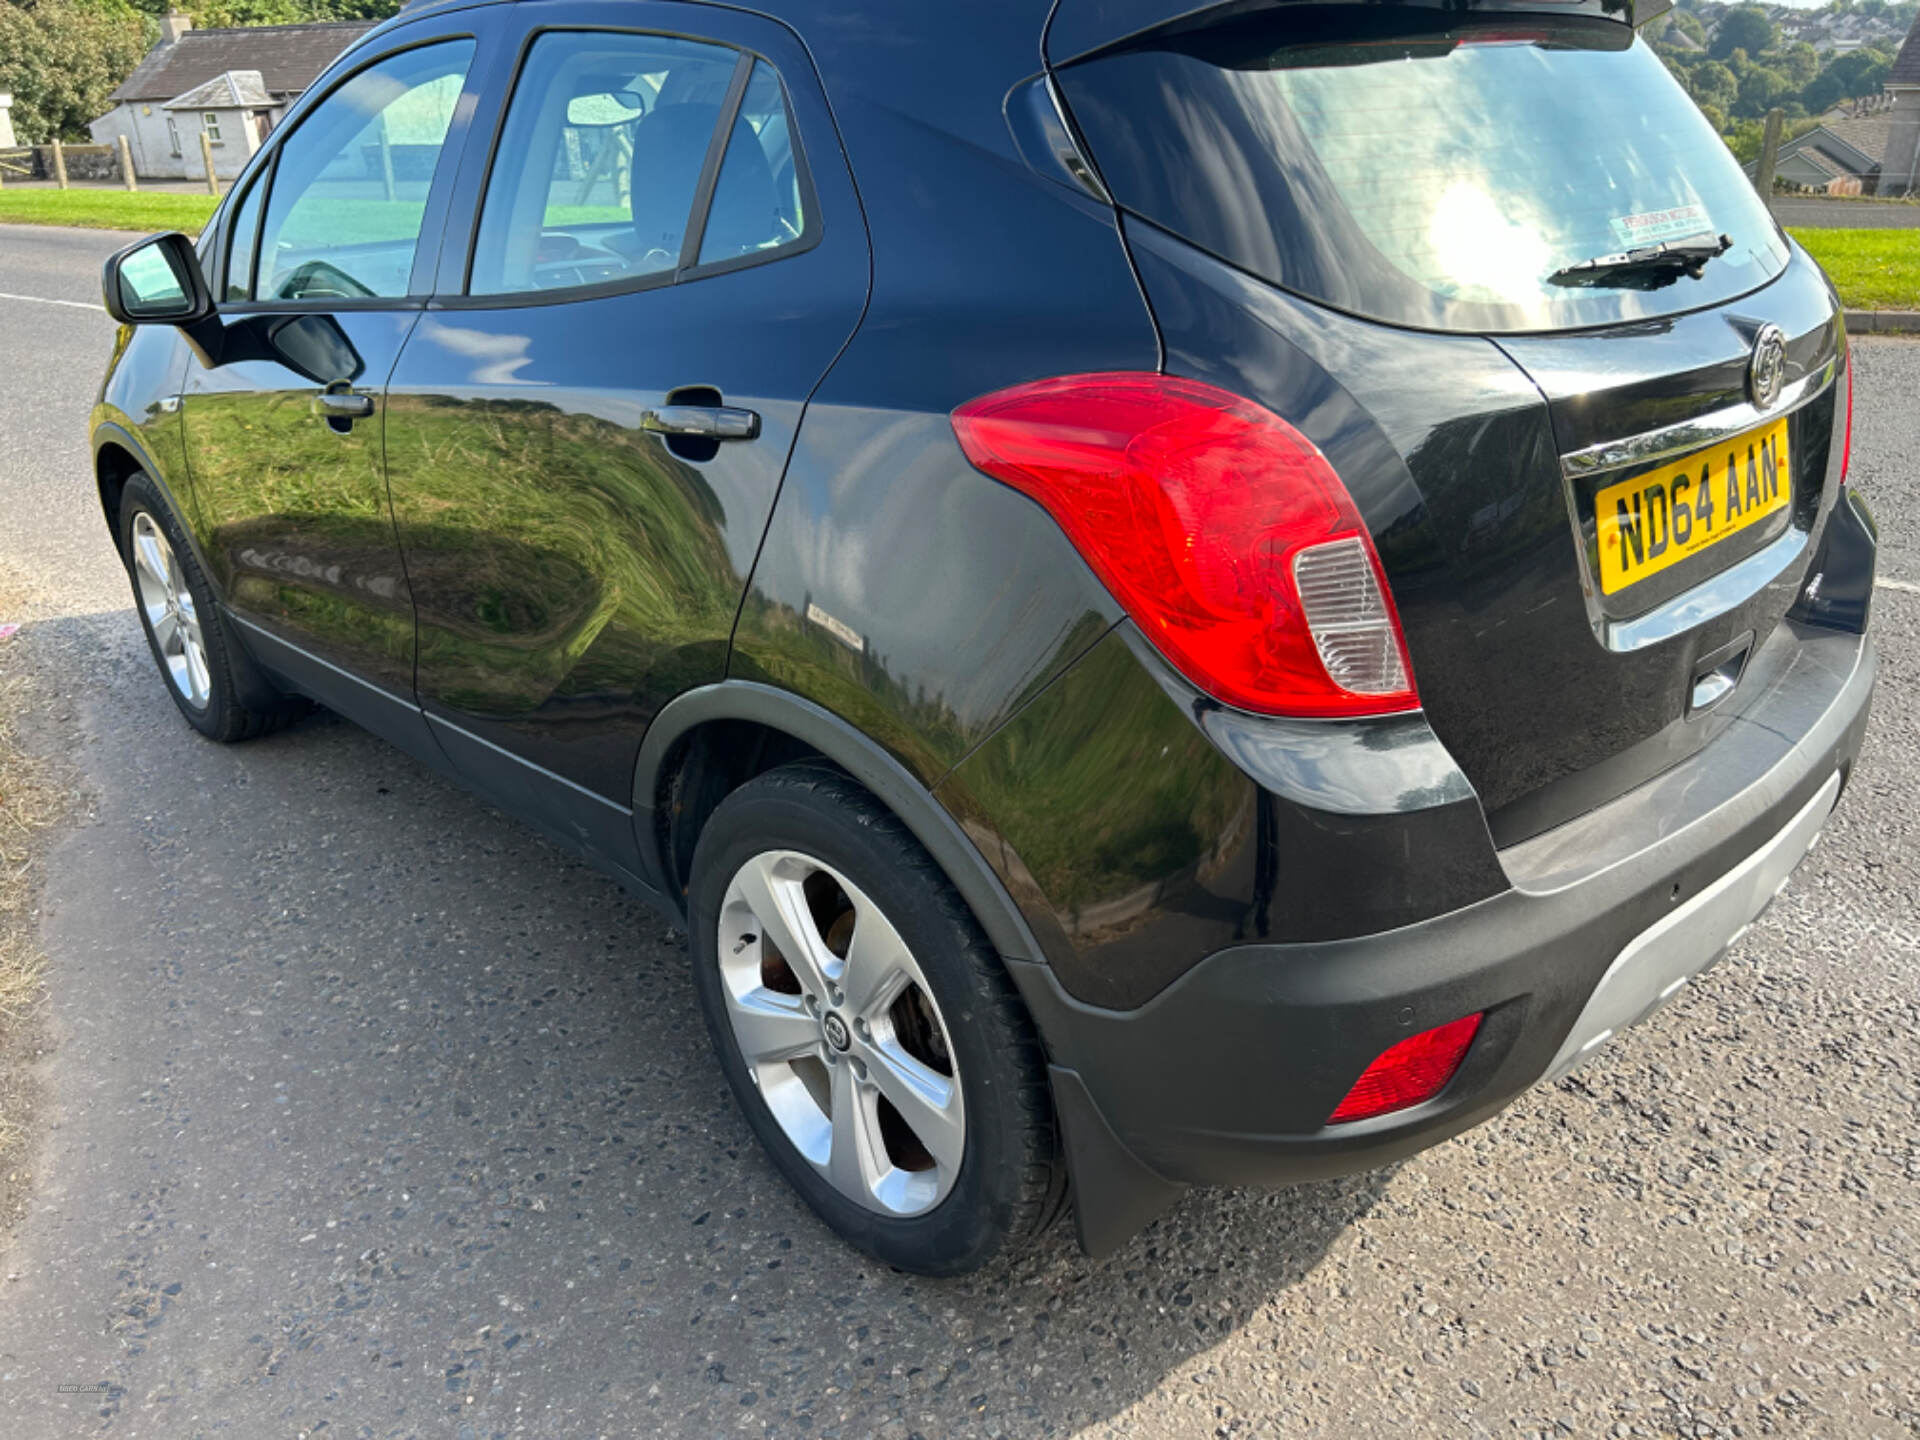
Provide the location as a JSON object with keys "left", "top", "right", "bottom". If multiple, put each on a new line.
{"left": 118, "top": 471, "right": 301, "bottom": 743}
{"left": 130, "top": 510, "right": 212, "bottom": 710}
{"left": 718, "top": 849, "right": 965, "bottom": 1217}
{"left": 687, "top": 764, "right": 1058, "bottom": 1274}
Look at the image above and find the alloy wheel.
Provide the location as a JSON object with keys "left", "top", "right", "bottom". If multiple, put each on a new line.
{"left": 717, "top": 849, "right": 965, "bottom": 1216}
{"left": 130, "top": 512, "right": 211, "bottom": 710}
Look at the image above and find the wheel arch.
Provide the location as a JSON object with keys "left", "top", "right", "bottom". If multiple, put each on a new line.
{"left": 91, "top": 423, "right": 217, "bottom": 585}
{"left": 632, "top": 681, "right": 1046, "bottom": 968}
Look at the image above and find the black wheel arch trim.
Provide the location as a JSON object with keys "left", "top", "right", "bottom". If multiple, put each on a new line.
{"left": 94, "top": 423, "right": 283, "bottom": 712}
{"left": 91, "top": 421, "right": 219, "bottom": 586}
{"left": 630, "top": 679, "right": 1046, "bottom": 965}
{"left": 630, "top": 679, "right": 1180, "bottom": 1256}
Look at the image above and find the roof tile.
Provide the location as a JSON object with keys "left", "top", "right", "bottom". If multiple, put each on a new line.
{"left": 109, "top": 22, "right": 378, "bottom": 104}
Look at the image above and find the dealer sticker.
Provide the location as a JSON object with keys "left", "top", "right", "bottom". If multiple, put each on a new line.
{"left": 1608, "top": 205, "right": 1715, "bottom": 250}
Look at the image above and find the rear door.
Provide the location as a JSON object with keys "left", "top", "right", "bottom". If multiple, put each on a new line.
{"left": 1051, "top": 5, "right": 1847, "bottom": 839}
{"left": 383, "top": 0, "right": 868, "bottom": 861}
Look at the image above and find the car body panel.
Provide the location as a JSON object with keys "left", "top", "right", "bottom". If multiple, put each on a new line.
{"left": 92, "top": 322, "right": 194, "bottom": 528}
{"left": 727, "top": 11, "right": 1159, "bottom": 789}
{"left": 386, "top": 0, "right": 872, "bottom": 805}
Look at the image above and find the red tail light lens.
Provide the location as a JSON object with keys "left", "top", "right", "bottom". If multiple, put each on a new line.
{"left": 951, "top": 373, "right": 1417, "bottom": 718}
{"left": 1328, "top": 1013, "right": 1483, "bottom": 1125}
{"left": 1840, "top": 354, "right": 1854, "bottom": 486}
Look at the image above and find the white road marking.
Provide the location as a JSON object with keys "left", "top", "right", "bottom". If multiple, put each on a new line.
{"left": 0, "top": 290, "right": 105, "bottom": 312}
{"left": 1877, "top": 577, "right": 1920, "bottom": 595}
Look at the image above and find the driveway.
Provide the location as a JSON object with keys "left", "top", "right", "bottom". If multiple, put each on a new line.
{"left": 0, "top": 221, "right": 1917, "bottom": 1439}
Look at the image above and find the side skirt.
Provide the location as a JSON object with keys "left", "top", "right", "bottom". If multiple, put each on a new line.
{"left": 228, "top": 612, "right": 669, "bottom": 915}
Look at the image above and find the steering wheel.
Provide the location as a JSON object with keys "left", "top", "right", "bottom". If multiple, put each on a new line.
{"left": 273, "top": 259, "right": 376, "bottom": 301}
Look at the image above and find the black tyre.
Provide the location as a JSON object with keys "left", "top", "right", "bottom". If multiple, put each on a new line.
{"left": 687, "top": 764, "right": 1059, "bottom": 1274}
{"left": 118, "top": 472, "right": 301, "bottom": 743}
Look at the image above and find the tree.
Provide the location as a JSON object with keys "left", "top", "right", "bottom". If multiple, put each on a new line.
{"left": 1672, "top": 8, "right": 1708, "bottom": 42}
{"left": 1712, "top": 6, "right": 1779, "bottom": 59}
{"left": 1780, "top": 40, "right": 1821, "bottom": 89}
{"left": 0, "top": 0, "right": 150, "bottom": 143}
{"left": 1692, "top": 59, "right": 1740, "bottom": 111}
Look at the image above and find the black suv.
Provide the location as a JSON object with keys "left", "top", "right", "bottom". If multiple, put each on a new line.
{"left": 93, "top": 0, "right": 1878, "bottom": 1274}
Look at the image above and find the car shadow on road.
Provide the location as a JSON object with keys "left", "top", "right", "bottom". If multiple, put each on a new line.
{"left": 22, "top": 621, "right": 1401, "bottom": 1437}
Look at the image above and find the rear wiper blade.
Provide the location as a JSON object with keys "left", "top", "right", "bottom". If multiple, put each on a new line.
{"left": 1549, "top": 234, "right": 1734, "bottom": 290}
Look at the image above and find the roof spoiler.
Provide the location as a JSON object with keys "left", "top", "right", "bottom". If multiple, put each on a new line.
{"left": 1047, "top": 0, "right": 1645, "bottom": 65}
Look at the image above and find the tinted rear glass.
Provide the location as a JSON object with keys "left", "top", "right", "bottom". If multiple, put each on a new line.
{"left": 1058, "top": 9, "right": 1790, "bottom": 333}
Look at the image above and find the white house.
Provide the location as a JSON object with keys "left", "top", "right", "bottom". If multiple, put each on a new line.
{"left": 87, "top": 12, "right": 375, "bottom": 181}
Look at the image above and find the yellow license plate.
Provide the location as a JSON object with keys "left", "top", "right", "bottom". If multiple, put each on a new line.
{"left": 1595, "top": 417, "right": 1790, "bottom": 595}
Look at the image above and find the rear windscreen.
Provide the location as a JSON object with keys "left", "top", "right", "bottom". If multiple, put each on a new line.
{"left": 1057, "top": 9, "right": 1791, "bottom": 333}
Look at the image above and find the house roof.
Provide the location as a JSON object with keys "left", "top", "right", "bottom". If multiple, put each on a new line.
{"left": 1891, "top": 13, "right": 1920, "bottom": 87}
{"left": 109, "top": 21, "right": 377, "bottom": 104}
{"left": 1791, "top": 147, "right": 1848, "bottom": 180}
{"left": 163, "top": 69, "right": 273, "bottom": 110}
{"left": 1822, "top": 113, "right": 1895, "bottom": 167}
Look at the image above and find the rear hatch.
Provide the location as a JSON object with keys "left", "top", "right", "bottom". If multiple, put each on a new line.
{"left": 1051, "top": 2, "right": 1848, "bottom": 840}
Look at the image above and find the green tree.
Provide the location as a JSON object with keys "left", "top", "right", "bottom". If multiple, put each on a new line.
{"left": 1692, "top": 58, "right": 1739, "bottom": 110}
{"left": 1735, "top": 62, "right": 1794, "bottom": 116}
{"left": 1672, "top": 8, "right": 1708, "bottom": 42}
{"left": 1712, "top": 6, "right": 1779, "bottom": 58}
{"left": 1780, "top": 41, "right": 1821, "bottom": 89}
{"left": 0, "top": 0, "right": 151, "bottom": 143}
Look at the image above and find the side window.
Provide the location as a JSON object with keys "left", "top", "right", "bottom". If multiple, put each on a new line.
{"left": 255, "top": 40, "right": 474, "bottom": 302}
{"left": 223, "top": 172, "right": 265, "bottom": 301}
{"left": 467, "top": 32, "right": 737, "bottom": 296}
{"left": 698, "top": 60, "right": 808, "bottom": 265}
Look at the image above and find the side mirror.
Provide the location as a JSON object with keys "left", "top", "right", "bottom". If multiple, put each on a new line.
{"left": 102, "top": 232, "right": 214, "bottom": 327}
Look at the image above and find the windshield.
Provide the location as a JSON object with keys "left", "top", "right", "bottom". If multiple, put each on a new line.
{"left": 1057, "top": 9, "right": 1790, "bottom": 333}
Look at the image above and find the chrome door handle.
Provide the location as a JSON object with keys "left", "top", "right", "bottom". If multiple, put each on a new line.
{"left": 314, "top": 390, "right": 374, "bottom": 419}
{"left": 639, "top": 405, "right": 760, "bottom": 441}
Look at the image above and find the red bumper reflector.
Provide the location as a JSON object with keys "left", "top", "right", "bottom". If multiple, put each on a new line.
{"left": 1328, "top": 1012, "right": 1484, "bottom": 1125}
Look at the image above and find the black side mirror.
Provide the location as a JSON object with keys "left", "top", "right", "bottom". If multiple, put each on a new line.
{"left": 102, "top": 232, "right": 214, "bottom": 327}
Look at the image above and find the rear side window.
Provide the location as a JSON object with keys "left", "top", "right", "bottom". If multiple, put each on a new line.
{"left": 1058, "top": 9, "right": 1790, "bottom": 333}
{"left": 467, "top": 32, "right": 738, "bottom": 296}
{"left": 698, "top": 60, "right": 808, "bottom": 265}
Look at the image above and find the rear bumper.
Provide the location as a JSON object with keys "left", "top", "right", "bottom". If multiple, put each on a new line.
{"left": 1014, "top": 615, "right": 1875, "bottom": 1239}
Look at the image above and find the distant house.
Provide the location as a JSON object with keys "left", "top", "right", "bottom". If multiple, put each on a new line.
{"left": 1885, "top": 16, "right": 1920, "bottom": 196}
{"left": 87, "top": 12, "right": 375, "bottom": 182}
{"left": 1753, "top": 103, "right": 1895, "bottom": 196}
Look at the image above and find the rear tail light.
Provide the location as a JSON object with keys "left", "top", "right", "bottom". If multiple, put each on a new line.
{"left": 1840, "top": 354, "right": 1854, "bottom": 486}
{"left": 950, "top": 373, "right": 1417, "bottom": 718}
{"left": 1328, "top": 1012, "right": 1483, "bottom": 1125}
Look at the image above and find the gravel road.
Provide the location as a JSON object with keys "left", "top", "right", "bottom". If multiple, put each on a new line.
{"left": 0, "top": 222, "right": 1915, "bottom": 1439}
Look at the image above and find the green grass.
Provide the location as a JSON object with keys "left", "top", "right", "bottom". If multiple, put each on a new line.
{"left": 0, "top": 188, "right": 221, "bottom": 235}
{"left": 1788, "top": 228, "right": 1920, "bottom": 312}
{"left": 4, "top": 189, "right": 1913, "bottom": 312}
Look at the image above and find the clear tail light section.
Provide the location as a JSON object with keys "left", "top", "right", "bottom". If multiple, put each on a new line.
{"left": 950, "top": 372, "right": 1418, "bottom": 719}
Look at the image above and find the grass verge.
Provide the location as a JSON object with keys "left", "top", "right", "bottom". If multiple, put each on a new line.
{"left": 0, "top": 188, "right": 219, "bottom": 235}
{"left": 1785, "top": 228, "right": 1920, "bottom": 312}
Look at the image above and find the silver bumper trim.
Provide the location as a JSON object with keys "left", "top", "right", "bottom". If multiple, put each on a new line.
{"left": 1545, "top": 769, "right": 1840, "bottom": 1081}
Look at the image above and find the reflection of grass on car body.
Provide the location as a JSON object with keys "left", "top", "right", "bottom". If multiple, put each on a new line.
{"left": 946, "top": 633, "right": 1249, "bottom": 916}
{"left": 386, "top": 397, "right": 744, "bottom": 718}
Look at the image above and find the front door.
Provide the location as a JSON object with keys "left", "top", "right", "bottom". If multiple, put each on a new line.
{"left": 178, "top": 30, "right": 485, "bottom": 705}
{"left": 382, "top": 1, "right": 869, "bottom": 859}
